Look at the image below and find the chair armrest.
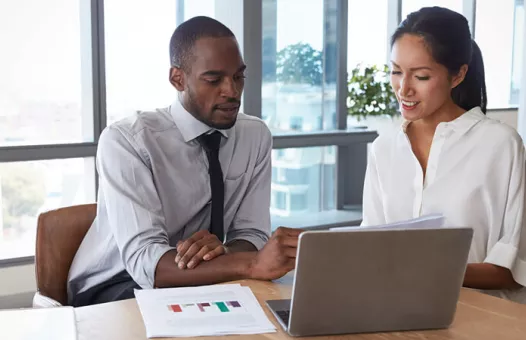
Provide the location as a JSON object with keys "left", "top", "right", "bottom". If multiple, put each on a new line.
{"left": 32, "top": 291, "right": 63, "bottom": 308}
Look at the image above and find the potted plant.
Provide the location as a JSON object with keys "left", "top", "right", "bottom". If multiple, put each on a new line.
{"left": 347, "top": 64, "right": 399, "bottom": 131}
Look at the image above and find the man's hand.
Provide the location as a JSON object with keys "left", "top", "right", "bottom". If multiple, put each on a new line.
{"left": 175, "top": 230, "right": 227, "bottom": 269}
{"left": 249, "top": 227, "right": 303, "bottom": 280}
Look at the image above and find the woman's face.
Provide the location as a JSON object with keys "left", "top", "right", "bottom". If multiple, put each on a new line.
{"left": 390, "top": 34, "right": 463, "bottom": 122}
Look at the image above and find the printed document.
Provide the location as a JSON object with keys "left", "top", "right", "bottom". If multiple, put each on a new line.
{"left": 135, "top": 284, "right": 276, "bottom": 338}
{"left": 331, "top": 214, "right": 445, "bottom": 232}
{"left": 0, "top": 306, "right": 76, "bottom": 340}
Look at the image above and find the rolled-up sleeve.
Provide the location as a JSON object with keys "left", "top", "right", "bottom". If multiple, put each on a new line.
{"left": 225, "top": 124, "right": 272, "bottom": 250}
{"left": 97, "top": 126, "right": 175, "bottom": 288}
{"left": 484, "top": 141, "right": 526, "bottom": 287}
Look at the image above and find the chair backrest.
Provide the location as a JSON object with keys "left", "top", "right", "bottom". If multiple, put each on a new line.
{"left": 35, "top": 204, "right": 97, "bottom": 305}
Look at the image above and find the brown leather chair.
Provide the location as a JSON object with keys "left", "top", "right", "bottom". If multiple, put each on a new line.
{"left": 35, "top": 204, "right": 97, "bottom": 306}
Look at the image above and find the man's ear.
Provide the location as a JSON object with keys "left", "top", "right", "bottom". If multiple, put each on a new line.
{"left": 169, "top": 67, "right": 185, "bottom": 91}
{"left": 451, "top": 64, "right": 468, "bottom": 89}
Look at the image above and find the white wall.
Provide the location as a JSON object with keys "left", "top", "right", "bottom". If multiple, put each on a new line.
{"left": 487, "top": 109, "right": 519, "bottom": 130}
{"left": 0, "top": 264, "right": 36, "bottom": 308}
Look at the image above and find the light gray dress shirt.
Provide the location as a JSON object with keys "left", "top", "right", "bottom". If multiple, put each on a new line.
{"left": 67, "top": 99, "right": 272, "bottom": 303}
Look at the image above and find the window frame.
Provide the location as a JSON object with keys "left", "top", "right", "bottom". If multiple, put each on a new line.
{"left": 0, "top": 0, "right": 391, "bottom": 266}
{"left": 0, "top": 0, "right": 106, "bottom": 266}
{"left": 2, "top": 0, "right": 521, "bottom": 267}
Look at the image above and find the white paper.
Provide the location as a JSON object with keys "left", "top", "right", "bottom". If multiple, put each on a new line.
{"left": 330, "top": 214, "right": 445, "bottom": 232}
{"left": 0, "top": 306, "right": 76, "bottom": 340}
{"left": 135, "top": 284, "right": 276, "bottom": 338}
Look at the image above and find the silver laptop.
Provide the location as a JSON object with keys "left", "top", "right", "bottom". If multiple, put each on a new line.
{"left": 266, "top": 227, "right": 473, "bottom": 337}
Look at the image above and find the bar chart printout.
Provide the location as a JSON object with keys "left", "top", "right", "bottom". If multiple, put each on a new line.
{"left": 135, "top": 284, "right": 276, "bottom": 337}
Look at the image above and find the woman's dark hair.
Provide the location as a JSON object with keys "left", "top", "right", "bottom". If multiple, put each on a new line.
{"left": 391, "top": 7, "right": 487, "bottom": 113}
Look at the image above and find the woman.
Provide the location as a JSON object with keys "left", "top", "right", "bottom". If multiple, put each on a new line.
{"left": 362, "top": 6, "right": 526, "bottom": 303}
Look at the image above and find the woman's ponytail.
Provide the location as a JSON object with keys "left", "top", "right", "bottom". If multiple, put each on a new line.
{"left": 451, "top": 40, "right": 487, "bottom": 113}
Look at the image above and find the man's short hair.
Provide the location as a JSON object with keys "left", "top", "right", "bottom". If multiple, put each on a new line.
{"left": 169, "top": 16, "right": 235, "bottom": 71}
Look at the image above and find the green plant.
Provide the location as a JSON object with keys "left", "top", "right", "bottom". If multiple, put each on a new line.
{"left": 347, "top": 64, "right": 398, "bottom": 120}
{"left": 276, "top": 43, "right": 322, "bottom": 86}
{"left": 0, "top": 164, "right": 46, "bottom": 231}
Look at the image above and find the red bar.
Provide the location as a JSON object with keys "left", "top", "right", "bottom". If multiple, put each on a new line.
{"left": 170, "top": 304, "right": 182, "bottom": 312}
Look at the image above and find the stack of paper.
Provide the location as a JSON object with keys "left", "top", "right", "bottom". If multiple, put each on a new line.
{"left": 0, "top": 306, "right": 77, "bottom": 340}
{"left": 135, "top": 284, "right": 276, "bottom": 338}
{"left": 330, "top": 213, "right": 445, "bottom": 231}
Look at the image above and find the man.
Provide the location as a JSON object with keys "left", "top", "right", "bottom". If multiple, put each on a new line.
{"left": 67, "top": 16, "right": 301, "bottom": 307}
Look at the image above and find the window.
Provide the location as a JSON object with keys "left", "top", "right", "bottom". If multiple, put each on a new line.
{"left": 0, "top": 0, "right": 92, "bottom": 146}
{"left": 476, "top": 0, "right": 524, "bottom": 108}
{"left": 510, "top": 0, "right": 524, "bottom": 105}
{"left": 290, "top": 193, "right": 308, "bottom": 211}
{"left": 272, "top": 168, "right": 310, "bottom": 185}
{"left": 261, "top": 1, "right": 370, "bottom": 229}
{"left": 104, "top": 0, "right": 178, "bottom": 125}
{"left": 183, "top": 0, "right": 215, "bottom": 19}
{"left": 0, "top": 0, "right": 98, "bottom": 263}
{"left": 285, "top": 168, "right": 310, "bottom": 185}
{"left": 271, "top": 191, "right": 288, "bottom": 211}
{"left": 401, "top": 0, "right": 524, "bottom": 109}
{"left": 0, "top": 158, "right": 95, "bottom": 260}
{"left": 402, "top": 0, "right": 463, "bottom": 18}
{"left": 347, "top": 0, "right": 389, "bottom": 71}
{"left": 262, "top": 0, "right": 338, "bottom": 132}
{"left": 271, "top": 146, "right": 336, "bottom": 218}
{"left": 12, "top": 0, "right": 523, "bottom": 265}
{"left": 105, "top": 0, "right": 232, "bottom": 125}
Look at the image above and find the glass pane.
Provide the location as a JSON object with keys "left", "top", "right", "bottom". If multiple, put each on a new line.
{"left": 347, "top": 0, "right": 388, "bottom": 71}
{"left": 271, "top": 146, "right": 336, "bottom": 230}
{"left": 105, "top": 0, "right": 177, "bottom": 124}
{"left": 476, "top": 0, "right": 519, "bottom": 108}
{"left": 0, "top": 0, "right": 93, "bottom": 146}
{"left": 262, "top": 0, "right": 338, "bottom": 132}
{"left": 184, "top": 0, "right": 215, "bottom": 19}
{"left": 402, "top": 0, "right": 463, "bottom": 18}
{"left": 0, "top": 158, "right": 95, "bottom": 260}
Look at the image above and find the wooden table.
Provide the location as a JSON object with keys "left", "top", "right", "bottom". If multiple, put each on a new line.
{"left": 75, "top": 274, "right": 526, "bottom": 339}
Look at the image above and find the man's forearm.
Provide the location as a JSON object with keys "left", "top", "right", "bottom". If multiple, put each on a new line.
{"left": 154, "top": 249, "right": 256, "bottom": 288}
{"left": 227, "top": 239, "right": 258, "bottom": 253}
{"left": 463, "top": 263, "right": 522, "bottom": 290}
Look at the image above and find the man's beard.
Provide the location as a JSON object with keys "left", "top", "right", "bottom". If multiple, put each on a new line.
{"left": 186, "top": 89, "right": 238, "bottom": 130}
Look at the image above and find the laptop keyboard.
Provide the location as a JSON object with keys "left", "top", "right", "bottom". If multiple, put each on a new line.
{"left": 276, "top": 310, "right": 290, "bottom": 325}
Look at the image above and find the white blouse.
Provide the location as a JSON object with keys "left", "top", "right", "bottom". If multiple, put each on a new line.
{"left": 362, "top": 107, "right": 526, "bottom": 303}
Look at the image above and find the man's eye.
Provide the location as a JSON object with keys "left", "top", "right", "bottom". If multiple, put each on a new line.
{"left": 206, "top": 79, "right": 221, "bottom": 84}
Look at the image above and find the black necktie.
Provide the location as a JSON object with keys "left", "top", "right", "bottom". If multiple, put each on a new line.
{"left": 197, "top": 131, "right": 224, "bottom": 242}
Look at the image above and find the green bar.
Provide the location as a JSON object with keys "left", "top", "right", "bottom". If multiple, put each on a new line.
{"left": 215, "top": 302, "right": 229, "bottom": 312}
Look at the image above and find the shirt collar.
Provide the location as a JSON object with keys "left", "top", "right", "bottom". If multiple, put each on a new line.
{"left": 401, "top": 106, "right": 486, "bottom": 134}
{"left": 170, "top": 99, "right": 230, "bottom": 143}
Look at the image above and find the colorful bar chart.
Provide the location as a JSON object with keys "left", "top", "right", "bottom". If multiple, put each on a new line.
{"left": 168, "top": 304, "right": 182, "bottom": 313}
{"left": 215, "top": 302, "right": 229, "bottom": 312}
{"left": 167, "top": 301, "right": 242, "bottom": 313}
{"left": 227, "top": 301, "right": 241, "bottom": 308}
